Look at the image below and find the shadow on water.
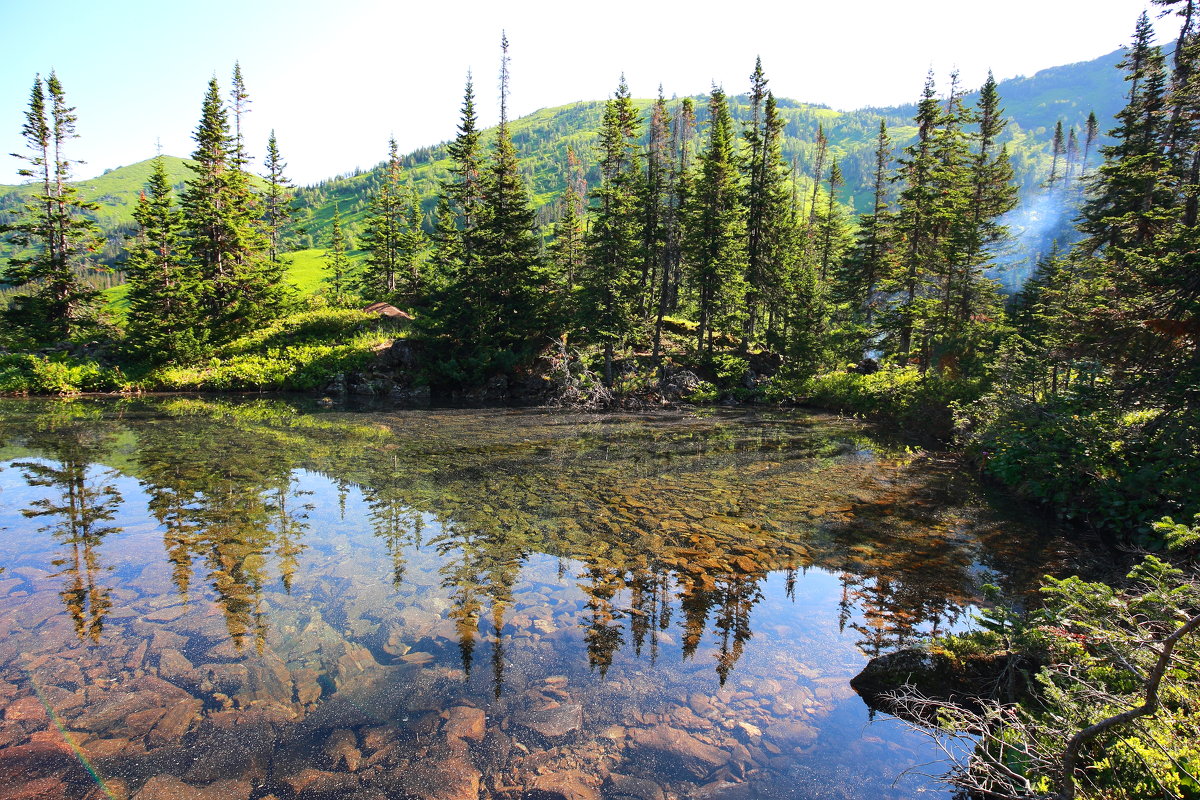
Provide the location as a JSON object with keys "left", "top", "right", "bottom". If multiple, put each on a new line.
{"left": 0, "top": 395, "right": 1089, "bottom": 799}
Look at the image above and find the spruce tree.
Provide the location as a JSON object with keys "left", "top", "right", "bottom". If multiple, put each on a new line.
{"left": 742, "top": 59, "right": 792, "bottom": 347}
{"left": 1048, "top": 120, "right": 1065, "bottom": 187}
{"left": 429, "top": 194, "right": 461, "bottom": 292}
{"left": 435, "top": 75, "right": 483, "bottom": 281}
{"left": 425, "top": 75, "right": 486, "bottom": 349}
{"left": 816, "top": 160, "right": 851, "bottom": 281}
{"left": 923, "top": 70, "right": 974, "bottom": 370}
{"left": 642, "top": 87, "right": 672, "bottom": 320}
{"left": 885, "top": 72, "right": 941, "bottom": 360}
{"left": 1081, "top": 12, "right": 1171, "bottom": 252}
{"left": 683, "top": 85, "right": 747, "bottom": 357}
{"left": 398, "top": 189, "right": 429, "bottom": 301}
{"left": 179, "top": 77, "right": 285, "bottom": 341}
{"left": 663, "top": 97, "right": 696, "bottom": 315}
{"left": 438, "top": 32, "right": 549, "bottom": 366}
{"left": 2, "top": 72, "right": 103, "bottom": 343}
{"left": 1076, "top": 11, "right": 1200, "bottom": 406}
{"left": 840, "top": 120, "right": 893, "bottom": 325}
{"left": 953, "top": 72, "right": 1016, "bottom": 343}
{"left": 324, "top": 205, "right": 352, "bottom": 305}
{"left": 124, "top": 156, "right": 205, "bottom": 362}
{"left": 360, "top": 138, "right": 406, "bottom": 299}
{"left": 804, "top": 124, "right": 830, "bottom": 239}
{"left": 581, "top": 75, "right": 643, "bottom": 385}
{"left": 229, "top": 62, "right": 251, "bottom": 169}
{"left": 262, "top": 130, "right": 295, "bottom": 264}
{"left": 548, "top": 146, "right": 586, "bottom": 321}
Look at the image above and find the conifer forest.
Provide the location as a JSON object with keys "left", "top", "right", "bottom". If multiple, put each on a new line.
{"left": 1, "top": 7, "right": 1199, "bottom": 800}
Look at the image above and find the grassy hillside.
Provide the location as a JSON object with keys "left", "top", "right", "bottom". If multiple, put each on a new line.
{"left": 98, "top": 248, "right": 362, "bottom": 322}
{"left": 2, "top": 48, "right": 1130, "bottom": 310}
{"left": 0, "top": 156, "right": 270, "bottom": 268}
{"left": 291, "top": 49, "right": 1128, "bottom": 252}
{"left": 0, "top": 155, "right": 195, "bottom": 225}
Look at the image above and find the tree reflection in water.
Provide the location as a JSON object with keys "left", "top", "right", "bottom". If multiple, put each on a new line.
{"left": 0, "top": 397, "right": 1074, "bottom": 689}
{"left": 14, "top": 419, "right": 123, "bottom": 642}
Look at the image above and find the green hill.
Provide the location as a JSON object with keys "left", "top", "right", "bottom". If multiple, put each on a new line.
{"left": 1, "top": 48, "right": 1130, "bottom": 302}
{"left": 0, "top": 155, "right": 195, "bottom": 267}
{"left": 290, "top": 49, "right": 1128, "bottom": 252}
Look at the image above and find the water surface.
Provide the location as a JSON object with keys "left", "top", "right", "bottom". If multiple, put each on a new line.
{"left": 0, "top": 397, "right": 1082, "bottom": 800}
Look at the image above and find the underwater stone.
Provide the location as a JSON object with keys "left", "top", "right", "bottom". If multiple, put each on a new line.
{"left": 514, "top": 703, "right": 582, "bottom": 738}
{"left": 442, "top": 706, "right": 486, "bottom": 743}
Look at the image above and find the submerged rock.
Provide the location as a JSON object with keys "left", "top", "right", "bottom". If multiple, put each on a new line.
{"left": 514, "top": 703, "right": 582, "bottom": 738}
{"left": 321, "top": 728, "right": 362, "bottom": 771}
{"left": 392, "top": 756, "right": 480, "bottom": 800}
{"left": 528, "top": 769, "right": 602, "bottom": 800}
{"left": 627, "top": 725, "right": 727, "bottom": 780}
{"left": 134, "top": 775, "right": 252, "bottom": 800}
{"left": 282, "top": 768, "right": 359, "bottom": 798}
{"left": 442, "top": 706, "right": 486, "bottom": 743}
{"left": 606, "top": 773, "right": 664, "bottom": 800}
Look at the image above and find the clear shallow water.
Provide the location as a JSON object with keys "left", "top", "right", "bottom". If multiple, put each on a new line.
{"left": 0, "top": 396, "right": 1083, "bottom": 800}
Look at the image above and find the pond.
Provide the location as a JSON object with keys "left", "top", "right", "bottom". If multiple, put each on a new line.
{"left": 0, "top": 396, "right": 1086, "bottom": 800}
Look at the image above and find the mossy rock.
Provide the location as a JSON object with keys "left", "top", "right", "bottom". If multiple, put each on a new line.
{"left": 850, "top": 646, "right": 1036, "bottom": 713}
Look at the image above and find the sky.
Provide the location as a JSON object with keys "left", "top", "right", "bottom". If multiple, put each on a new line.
{"left": 0, "top": 0, "right": 1180, "bottom": 187}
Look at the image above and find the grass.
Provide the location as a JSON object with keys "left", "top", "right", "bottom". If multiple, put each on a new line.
{"left": 0, "top": 307, "right": 397, "bottom": 396}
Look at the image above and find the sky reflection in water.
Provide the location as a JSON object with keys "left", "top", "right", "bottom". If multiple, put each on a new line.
{"left": 0, "top": 397, "right": 1082, "bottom": 799}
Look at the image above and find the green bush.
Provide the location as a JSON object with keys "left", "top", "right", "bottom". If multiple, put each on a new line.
{"left": 685, "top": 380, "right": 719, "bottom": 404}
{"left": 0, "top": 353, "right": 125, "bottom": 395}
{"left": 800, "top": 366, "right": 984, "bottom": 439}
{"left": 957, "top": 385, "right": 1200, "bottom": 538}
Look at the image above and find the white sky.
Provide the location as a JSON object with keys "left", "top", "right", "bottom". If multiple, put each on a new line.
{"left": 0, "top": 0, "right": 1178, "bottom": 186}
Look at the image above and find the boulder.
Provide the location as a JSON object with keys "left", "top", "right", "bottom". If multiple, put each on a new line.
{"left": 514, "top": 703, "right": 582, "bottom": 738}
{"left": 442, "top": 706, "right": 486, "bottom": 743}
{"left": 627, "top": 725, "right": 727, "bottom": 780}
{"left": 528, "top": 769, "right": 601, "bottom": 800}
{"left": 850, "top": 646, "right": 1036, "bottom": 714}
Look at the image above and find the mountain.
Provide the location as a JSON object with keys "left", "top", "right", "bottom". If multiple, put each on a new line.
{"left": 289, "top": 49, "right": 1128, "bottom": 254}
{"left": 0, "top": 155, "right": 196, "bottom": 267}
{"left": 1, "top": 48, "right": 1131, "bottom": 284}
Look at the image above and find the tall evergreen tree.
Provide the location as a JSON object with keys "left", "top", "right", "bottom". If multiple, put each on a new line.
{"left": 1048, "top": 120, "right": 1065, "bottom": 187}
{"left": 886, "top": 71, "right": 942, "bottom": 360}
{"left": 229, "top": 62, "right": 251, "bottom": 169}
{"left": 179, "top": 77, "right": 285, "bottom": 341}
{"left": 581, "top": 75, "right": 643, "bottom": 385}
{"left": 816, "top": 160, "right": 851, "bottom": 281}
{"left": 642, "top": 87, "right": 672, "bottom": 320}
{"left": 262, "top": 130, "right": 295, "bottom": 264}
{"left": 2, "top": 72, "right": 103, "bottom": 342}
{"left": 360, "top": 138, "right": 406, "bottom": 299}
{"left": 840, "top": 120, "right": 893, "bottom": 325}
{"left": 548, "top": 147, "right": 586, "bottom": 320}
{"left": 953, "top": 72, "right": 1016, "bottom": 337}
{"left": 804, "top": 125, "right": 830, "bottom": 240}
{"left": 435, "top": 74, "right": 483, "bottom": 280}
{"left": 683, "top": 85, "right": 747, "bottom": 356}
{"left": 663, "top": 97, "right": 696, "bottom": 315}
{"left": 124, "top": 156, "right": 205, "bottom": 362}
{"left": 1074, "top": 11, "right": 1200, "bottom": 405}
{"left": 1081, "top": 12, "right": 1171, "bottom": 252}
{"left": 323, "top": 205, "right": 352, "bottom": 305}
{"left": 433, "top": 32, "right": 549, "bottom": 367}
{"left": 741, "top": 60, "right": 793, "bottom": 347}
